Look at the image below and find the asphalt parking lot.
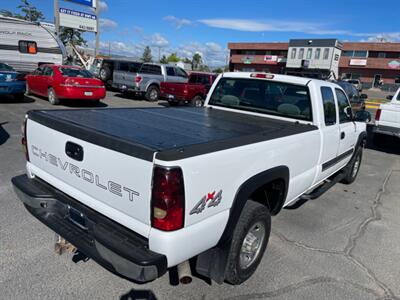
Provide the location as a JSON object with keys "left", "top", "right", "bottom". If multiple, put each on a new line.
{"left": 1, "top": 92, "right": 400, "bottom": 300}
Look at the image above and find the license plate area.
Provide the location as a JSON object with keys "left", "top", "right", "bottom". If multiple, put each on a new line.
{"left": 67, "top": 205, "right": 88, "bottom": 230}
{"left": 84, "top": 91, "right": 93, "bottom": 96}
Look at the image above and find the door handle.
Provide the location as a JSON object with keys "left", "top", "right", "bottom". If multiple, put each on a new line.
{"left": 341, "top": 132, "right": 345, "bottom": 140}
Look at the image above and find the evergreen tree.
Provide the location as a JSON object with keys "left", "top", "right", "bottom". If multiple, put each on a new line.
{"left": 141, "top": 46, "right": 153, "bottom": 63}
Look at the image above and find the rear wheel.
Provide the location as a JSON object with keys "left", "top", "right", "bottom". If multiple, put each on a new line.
{"left": 48, "top": 87, "right": 60, "bottom": 105}
{"left": 99, "top": 66, "right": 111, "bottom": 82}
{"left": 145, "top": 85, "right": 160, "bottom": 102}
{"left": 341, "top": 147, "right": 363, "bottom": 184}
{"left": 191, "top": 95, "right": 204, "bottom": 107}
{"left": 225, "top": 200, "right": 271, "bottom": 285}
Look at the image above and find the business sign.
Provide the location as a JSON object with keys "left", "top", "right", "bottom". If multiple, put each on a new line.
{"left": 349, "top": 59, "right": 367, "bottom": 66}
{"left": 59, "top": 8, "right": 97, "bottom": 32}
{"left": 65, "top": 0, "right": 96, "bottom": 8}
{"left": 264, "top": 55, "right": 278, "bottom": 62}
{"left": 388, "top": 60, "right": 400, "bottom": 69}
{"left": 241, "top": 56, "right": 255, "bottom": 64}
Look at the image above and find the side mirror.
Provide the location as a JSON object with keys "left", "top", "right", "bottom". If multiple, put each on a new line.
{"left": 354, "top": 110, "right": 371, "bottom": 123}
{"left": 386, "top": 95, "right": 393, "bottom": 100}
{"left": 360, "top": 94, "right": 368, "bottom": 99}
{"left": 345, "top": 106, "right": 353, "bottom": 118}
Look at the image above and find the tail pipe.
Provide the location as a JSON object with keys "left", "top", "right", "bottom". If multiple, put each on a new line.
{"left": 177, "top": 260, "right": 192, "bottom": 284}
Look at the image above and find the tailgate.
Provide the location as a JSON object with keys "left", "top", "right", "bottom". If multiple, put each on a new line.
{"left": 26, "top": 116, "right": 155, "bottom": 238}
{"left": 378, "top": 104, "right": 400, "bottom": 128}
{"left": 113, "top": 71, "right": 136, "bottom": 88}
{"left": 161, "top": 82, "right": 185, "bottom": 97}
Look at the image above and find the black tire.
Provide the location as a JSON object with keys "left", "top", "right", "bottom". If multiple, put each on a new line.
{"left": 48, "top": 87, "right": 60, "bottom": 105}
{"left": 99, "top": 66, "right": 111, "bottom": 82}
{"left": 191, "top": 95, "right": 204, "bottom": 107}
{"left": 225, "top": 200, "right": 271, "bottom": 285}
{"left": 145, "top": 85, "right": 160, "bottom": 102}
{"left": 13, "top": 93, "right": 25, "bottom": 101}
{"left": 341, "top": 147, "right": 363, "bottom": 184}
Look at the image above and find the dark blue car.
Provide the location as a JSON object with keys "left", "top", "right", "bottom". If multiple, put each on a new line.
{"left": 0, "top": 63, "right": 26, "bottom": 100}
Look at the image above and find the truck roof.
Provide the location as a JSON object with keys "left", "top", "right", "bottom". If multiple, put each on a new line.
{"left": 222, "top": 72, "right": 326, "bottom": 86}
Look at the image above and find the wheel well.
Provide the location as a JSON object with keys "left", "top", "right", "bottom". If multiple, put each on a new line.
{"left": 250, "top": 178, "right": 286, "bottom": 216}
{"left": 147, "top": 83, "right": 160, "bottom": 90}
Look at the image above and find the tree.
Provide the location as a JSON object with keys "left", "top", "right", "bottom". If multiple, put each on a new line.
{"left": 212, "top": 68, "right": 224, "bottom": 74}
{"left": 182, "top": 57, "right": 192, "bottom": 64}
{"left": 198, "top": 64, "right": 210, "bottom": 72}
{"left": 17, "top": 0, "right": 44, "bottom": 22}
{"left": 192, "top": 53, "right": 202, "bottom": 70}
{"left": 59, "top": 27, "right": 87, "bottom": 46}
{"left": 166, "top": 53, "right": 180, "bottom": 63}
{"left": 141, "top": 46, "right": 153, "bottom": 63}
{"left": 160, "top": 55, "right": 168, "bottom": 64}
{"left": 1, "top": 0, "right": 44, "bottom": 22}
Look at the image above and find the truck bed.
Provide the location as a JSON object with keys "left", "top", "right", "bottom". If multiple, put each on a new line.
{"left": 28, "top": 107, "right": 317, "bottom": 161}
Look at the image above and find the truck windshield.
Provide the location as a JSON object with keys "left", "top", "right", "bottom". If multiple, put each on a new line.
{"left": 59, "top": 68, "right": 93, "bottom": 78}
{"left": 208, "top": 78, "right": 312, "bottom": 121}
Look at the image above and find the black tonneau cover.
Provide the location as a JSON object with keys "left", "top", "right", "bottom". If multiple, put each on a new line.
{"left": 28, "top": 107, "right": 317, "bottom": 162}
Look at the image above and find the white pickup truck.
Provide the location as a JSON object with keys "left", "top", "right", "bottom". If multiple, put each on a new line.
{"left": 373, "top": 88, "right": 400, "bottom": 141}
{"left": 12, "top": 72, "right": 368, "bottom": 285}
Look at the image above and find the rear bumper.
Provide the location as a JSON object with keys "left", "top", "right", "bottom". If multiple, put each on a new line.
{"left": 372, "top": 125, "right": 400, "bottom": 138}
{"left": 0, "top": 81, "right": 25, "bottom": 95}
{"left": 11, "top": 174, "right": 167, "bottom": 283}
{"left": 56, "top": 87, "right": 106, "bottom": 100}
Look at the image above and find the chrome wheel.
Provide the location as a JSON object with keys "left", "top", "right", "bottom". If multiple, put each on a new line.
{"left": 194, "top": 99, "right": 203, "bottom": 107}
{"left": 239, "top": 221, "right": 266, "bottom": 269}
{"left": 149, "top": 89, "right": 158, "bottom": 101}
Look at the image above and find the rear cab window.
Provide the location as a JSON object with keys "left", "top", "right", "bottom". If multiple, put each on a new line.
{"left": 208, "top": 77, "right": 313, "bottom": 121}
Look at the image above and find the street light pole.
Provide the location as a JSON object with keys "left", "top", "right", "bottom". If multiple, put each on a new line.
{"left": 54, "top": 0, "right": 60, "bottom": 35}
{"left": 95, "top": 0, "right": 99, "bottom": 56}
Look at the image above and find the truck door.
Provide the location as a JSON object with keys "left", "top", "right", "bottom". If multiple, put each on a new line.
{"left": 315, "top": 86, "right": 341, "bottom": 182}
{"left": 335, "top": 88, "right": 357, "bottom": 169}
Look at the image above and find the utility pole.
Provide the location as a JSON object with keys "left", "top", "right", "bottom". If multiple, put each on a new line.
{"left": 54, "top": 0, "right": 60, "bottom": 35}
{"left": 95, "top": 0, "right": 99, "bottom": 56}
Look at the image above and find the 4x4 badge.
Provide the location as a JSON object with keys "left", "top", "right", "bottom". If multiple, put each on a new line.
{"left": 190, "top": 190, "right": 222, "bottom": 215}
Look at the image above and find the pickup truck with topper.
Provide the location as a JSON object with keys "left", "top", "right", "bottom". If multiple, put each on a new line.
{"left": 160, "top": 72, "right": 217, "bottom": 107}
{"left": 12, "top": 72, "right": 369, "bottom": 285}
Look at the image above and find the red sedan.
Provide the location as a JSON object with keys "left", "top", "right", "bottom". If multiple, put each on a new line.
{"left": 26, "top": 65, "right": 106, "bottom": 105}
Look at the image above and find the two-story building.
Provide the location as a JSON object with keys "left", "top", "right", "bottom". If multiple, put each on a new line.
{"left": 228, "top": 40, "right": 400, "bottom": 91}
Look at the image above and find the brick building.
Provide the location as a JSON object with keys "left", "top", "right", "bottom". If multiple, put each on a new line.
{"left": 229, "top": 40, "right": 400, "bottom": 91}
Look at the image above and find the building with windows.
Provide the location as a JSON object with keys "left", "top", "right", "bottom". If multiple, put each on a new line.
{"left": 229, "top": 40, "right": 400, "bottom": 91}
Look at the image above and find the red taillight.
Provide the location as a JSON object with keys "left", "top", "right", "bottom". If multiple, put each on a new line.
{"left": 135, "top": 76, "right": 142, "bottom": 84}
{"left": 21, "top": 116, "right": 29, "bottom": 161}
{"left": 183, "top": 86, "right": 188, "bottom": 95}
{"left": 375, "top": 109, "right": 381, "bottom": 121}
{"left": 250, "top": 73, "right": 274, "bottom": 79}
{"left": 151, "top": 167, "right": 184, "bottom": 231}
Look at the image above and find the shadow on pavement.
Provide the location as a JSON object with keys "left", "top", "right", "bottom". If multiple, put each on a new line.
{"left": 0, "top": 122, "right": 10, "bottom": 146}
{"left": 0, "top": 95, "right": 35, "bottom": 104}
{"left": 366, "top": 124, "right": 400, "bottom": 155}
{"left": 61, "top": 99, "right": 108, "bottom": 108}
{"left": 120, "top": 289, "right": 158, "bottom": 300}
{"left": 114, "top": 92, "right": 148, "bottom": 101}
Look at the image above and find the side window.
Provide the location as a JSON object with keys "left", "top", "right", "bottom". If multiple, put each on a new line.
{"left": 298, "top": 48, "right": 304, "bottom": 59}
{"left": 175, "top": 67, "right": 188, "bottom": 78}
{"left": 306, "top": 48, "right": 312, "bottom": 59}
{"left": 166, "top": 67, "right": 175, "bottom": 76}
{"left": 19, "top": 40, "right": 37, "bottom": 54}
{"left": 335, "top": 88, "right": 352, "bottom": 123}
{"left": 315, "top": 48, "right": 321, "bottom": 59}
{"left": 118, "top": 62, "right": 129, "bottom": 72}
{"left": 321, "top": 87, "right": 337, "bottom": 126}
{"left": 188, "top": 74, "right": 198, "bottom": 84}
{"left": 323, "top": 48, "right": 330, "bottom": 60}
{"left": 291, "top": 48, "right": 297, "bottom": 59}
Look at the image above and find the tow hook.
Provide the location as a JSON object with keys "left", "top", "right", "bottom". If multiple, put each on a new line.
{"left": 177, "top": 260, "right": 192, "bottom": 284}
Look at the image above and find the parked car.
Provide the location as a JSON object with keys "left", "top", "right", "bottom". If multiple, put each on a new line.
{"left": 89, "top": 57, "right": 142, "bottom": 88}
{"left": 26, "top": 65, "right": 106, "bottom": 105}
{"left": 373, "top": 88, "right": 400, "bottom": 143}
{"left": 0, "top": 16, "right": 66, "bottom": 73}
{"left": 344, "top": 79, "right": 363, "bottom": 92}
{"left": 13, "top": 72, "right": 370, "bottom": 286}
{"left": 113, "top": 63, "right": 188, "bottom": 101}
{"left": 160, "top": 72, "right": 217, "bottom": 106}
{"left": 0, "top": 62, "right": 26, "bottom": 100}
{"left": 336, "top": 81, "right": 368, "bottom": 113}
